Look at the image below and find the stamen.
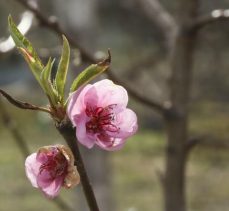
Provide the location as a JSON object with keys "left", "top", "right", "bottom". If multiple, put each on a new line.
{"left": 85, "top": 104, "right": 119, "bottom": 135}
{"left": 38, "top": 148, "right": 68, "bottom": 179}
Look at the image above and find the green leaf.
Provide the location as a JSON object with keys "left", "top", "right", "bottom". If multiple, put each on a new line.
{"left": 70, "top": 53, "right": 111, "bottom": 92}
{"left": 55, "top": 36, "right": 70, "bottom": 103}
{"left": 70, "top": 64, "right": 106, "bottom": 92}
{"left": 40, "top": 58, "right": 58, "bottom": 106}
{"left": 8, "top": 15, "right": 44, "bottom": 85}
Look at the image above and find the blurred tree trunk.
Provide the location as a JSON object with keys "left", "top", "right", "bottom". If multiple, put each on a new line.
{"left": 164, "top": 1, "right": 198, "bottom": 211}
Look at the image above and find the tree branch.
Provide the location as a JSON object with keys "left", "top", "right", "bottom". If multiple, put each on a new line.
{"left": 191, "top": 9, "right": 229, "bottom": 31}
{"left": 15, "top": 0, "right": 95, "bottom": 63}
{"left": 0, "top": 98, "right": 30, "bottom": 157}
{"left": 14, "top": 0, "right": 169, "bottom": 115}
{"left": 56, "top": 118, "right": 100, "bottom": 211}
{"left": 186, "top": 135, "right": 229, "bottom": 152}
{"left": 107, "top": 71, "right": 168, "bottom": 114}
{"left": 0, "top": 89, "right": 51, "bottom": 114}
{"left": 137, "top": 0, "right": 178, "bottom": 48}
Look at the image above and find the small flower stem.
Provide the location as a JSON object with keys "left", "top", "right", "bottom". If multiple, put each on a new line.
{"left": 56, "top": 118, "right": 100, "bottom": 211}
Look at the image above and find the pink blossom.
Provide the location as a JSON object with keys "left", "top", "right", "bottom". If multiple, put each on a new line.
{"left": 67, "top": 79, "right": 138, "bottom": 151}
{"left": 25, "top": 145, "right": 80, "bottom": 198}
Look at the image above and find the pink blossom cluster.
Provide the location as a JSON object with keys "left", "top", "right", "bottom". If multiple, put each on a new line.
{"left": 25, "top": 79, "right": 137, "bottom": 198}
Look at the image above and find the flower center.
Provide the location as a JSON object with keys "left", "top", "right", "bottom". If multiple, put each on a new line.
{"left": 39, "top": 148, "right": 68, "bottom": 179}
{"left": 85, "top": 104, "right": 119, "bottom": 134}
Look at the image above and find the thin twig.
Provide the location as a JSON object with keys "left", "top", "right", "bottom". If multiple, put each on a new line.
{"left": 14, "top": 0, "right": 168, "bottom": 115}
{"left": 16, "top": 0, "right": 94, "bottom": 63}
{"left": 0, "top": 98, "right": 30, "bottom": 157}
{"left": 191, "top": 9, "right": 229, "bottom": 31}
{"left": 0, "top": 89, "right": 51, "bottom": 114}
{"left": 186, "top": 135, "right": 229, "bottom": 153}
{"left": 137, "top": 0, "right": 177, "bottom": 49}
{"left": 56, "top": 118, "right": 100, "bottom": 211}
{"left": 107, "top": 71, "right": 167, "bottom": 114}
{"left": 0, "top": 98, "right": 74, "bottom": 211}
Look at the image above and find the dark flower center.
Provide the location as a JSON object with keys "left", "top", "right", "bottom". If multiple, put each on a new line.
{"left": 39, "top": 148, "right": 68, "bottom": 179}
{"left": 85, "top": 104, "right": 119, "bottom": 134}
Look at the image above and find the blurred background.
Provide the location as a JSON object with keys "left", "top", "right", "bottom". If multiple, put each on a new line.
{"left": 0, "top": 0, "right": 229, "bottom": 211}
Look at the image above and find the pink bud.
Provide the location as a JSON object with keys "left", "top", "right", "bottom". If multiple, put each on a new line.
{"left": 67, "top": 79, "right": 138, "bottom": 151}
{"left": 25, "top": 145, "right": 80, "bottom": 198}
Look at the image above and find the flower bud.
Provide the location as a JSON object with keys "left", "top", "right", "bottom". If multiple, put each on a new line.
{"left": 25, "top": 145, "right": 80, "bottom": 198}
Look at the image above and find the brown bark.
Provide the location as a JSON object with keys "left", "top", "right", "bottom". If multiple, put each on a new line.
{"left": 56, "top": 119, "right": 100, "bottom": 211}
{"left": 164, "top": 1, "right": 199, "bottom": 211}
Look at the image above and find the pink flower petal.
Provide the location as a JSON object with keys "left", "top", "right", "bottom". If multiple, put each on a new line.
{"left": 111, "top": 108, "right": 138, "bottom": 139}
{"left": 67, "top": 85, "right": 96, "bottom": 125}
{"left": 36, "top": 152, "right": 48, "bottom": 163}
{"left": 25, "top": 153, "right": 41, "bottom": 188}
{"left": 37, "top": 169, "right": 53, "bottom": 189}
{"left": 75, "top": 114, "right": 95, "bottom": 148}
{"left": 94, "top": 79, "right": 128, "bottom": 108}
{"left": 41, "top": 176, "right": 63, "bottom": 198}
{"left": 83, "top": 86, "right": 98, "bottom": 107}
{"left": 95, "top": 136, "right": 125, "bottom": 151}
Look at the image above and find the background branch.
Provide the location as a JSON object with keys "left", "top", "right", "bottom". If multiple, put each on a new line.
{"left": 14, "top": 0, "right": 169, "bottom": 115}
{"left": 137, "top": 0, "right": 178, "bottom": 49}
{"left": 191, "top": 9, "right": 229, "bottom": 31}
{"left": 16, "top": 0, "right": 95, "bottom": 63}
{"left": 186, "top": 135, "right": 229, "bottom": 152}
{"left": 0, "top": 98, "right": 30, "bottom": 157}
